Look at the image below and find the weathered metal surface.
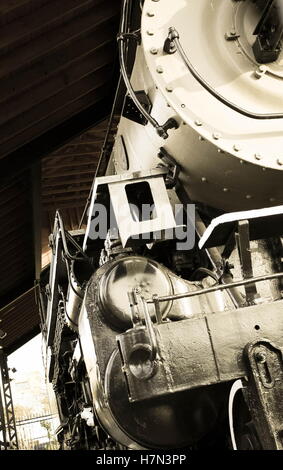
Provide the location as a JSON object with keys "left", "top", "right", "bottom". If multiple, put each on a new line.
{"left": 78, "top": 258, "right": 230, "bottom": 449}
{"left": 243, "top": 340, "right": 283, "bottom": 450}
{"left": 118, "top": 300, "right": 283, "bottom": 402}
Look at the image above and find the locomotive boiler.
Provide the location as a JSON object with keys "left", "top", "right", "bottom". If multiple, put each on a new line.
{"left": 39, "top": 0, "right": 283, "bottom": 450}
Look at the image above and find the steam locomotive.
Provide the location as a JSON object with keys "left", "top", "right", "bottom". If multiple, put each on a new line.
{"left": 39, "top": 0, "right": 283, "bottom": 450}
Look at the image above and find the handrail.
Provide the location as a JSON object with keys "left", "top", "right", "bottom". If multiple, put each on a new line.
{"left": 147, "top": 271, "right": 283, "bottom": 304}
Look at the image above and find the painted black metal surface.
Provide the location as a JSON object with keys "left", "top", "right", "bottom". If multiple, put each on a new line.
{"left": 118, "top": 300, "right": 283, "bottom": 402}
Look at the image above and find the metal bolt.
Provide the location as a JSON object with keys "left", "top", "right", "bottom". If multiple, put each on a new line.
{"left": 166, "top": 85, "right": 173, "bottom": 92}
{"left": 195, "top": 120, "right": 202, "bottom": 126}
{"left": 147, "top": 10, "right": 155, "bottom": 17}
{"left": 201, "top": 177, "right": 207, "bottom": 183}
{"left": 246, "top": 194, "right": 252, "bottom": 199}
{"left": 181, "top": 103, "right": 186, "bottom": 108}
{"left": 233, "top": 144, "right": 241, "bottom": 152}
{"left": 255, "top": 351, "right": 266, "bottom": 363}
{"left": 254, "top": 65, "right": 267, "bottom": 79}
{"left": 277, "top": 157, "right": 283, "bottom": 166}
{"left": 223, "top": 187, "right": 229, "bottom": 192}
{"left": 147, "top": 30, "right": 154, "bottom": 36}
{"left": 225, "top": 29, "right": 240, "bottom": 41}
{"left": 156, "top": 65, "right": 163, "bottom": 73}
{"left": 150, "top": 47, "right": 158, "bottom": 54}
{"left": 254, "top": 153, "right": 262, "bottom": 160}
{"left": 213, "top": 132, "right": 221, "bottom": 140}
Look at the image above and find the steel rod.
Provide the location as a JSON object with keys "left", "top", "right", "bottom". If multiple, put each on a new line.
{"left": 147, "top": 272, "right": 283, "bottom": 303}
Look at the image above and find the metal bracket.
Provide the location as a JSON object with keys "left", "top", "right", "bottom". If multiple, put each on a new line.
{"left": 235, "top": 220, "right": 258, "bottom": 305}
{"left": 244, "top": 340, "right": 283, "bottom": 449}
{"left": 122, "top": 90, "right": 152, "bottom": 126}
{"left": 158, "top": 147, "right": 180, "bottom": 189}
{"left": 163, "top": 27, "right": 178, "bottom": 54}
{"left": 83, "top": 169, "right": 177, "bottom": 250}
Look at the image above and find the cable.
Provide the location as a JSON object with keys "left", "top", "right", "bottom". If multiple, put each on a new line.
{"left": 166, "top": 27, "right": 283, "bottom": 120}
{"left": 118, "top": 0, "right": 178, "bottom": 138}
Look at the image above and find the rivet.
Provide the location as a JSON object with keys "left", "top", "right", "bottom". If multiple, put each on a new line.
{"left": 166, "top": 85, "right": 173, "bottom": 92}
{"left": 254, "top": 65, "right": 267, "bottom": 79}
{"left": 199, "top": 136, "right": 205, "bottom": 141}
{"left": 150, "top": 47, "right": 158, "bottom": 54}
{"left": 223, "top": 188, "right": 229, "bottom": 192}
{"left": 147, "top": 30, "right": 154, "bottom": 36}
{"left": 213, "top": 132, "right": 221, "bottom": 140}
{"left": 233, "top": 144, "right": 241, "bottom": 152}
{"left": 262, "top": 167, "right": 266, "bottom": 171}
{"left": 147, "top": 11, "right": 155, "bottom": 17}
{"left": 156, "top": 65, "right": 163, "bottom": 73}
{"left": 269, "top": 198, "right": 276, "bottom": 202}
{"left": 181, "top": 103, "right": 186, "bottom": 108}
{"left": 255, "top": 351, "right": 266, "bottom": 363}
{"left": 217, "top": 148, "right": 225, "bottom": 153}
{"left": 195, "top": 120, "right": 202, "bottom": 126}
{"left": 254, "top": 153, "right": 262, "bottom": 160}
{"left": 152, "top": 0, "right": 160, "bottom": 2}
{"left": 277, "top": 158, "right": 283, "bottom": 166}
{"left": 201, "top": 177, "right": 207, "bottom": 183}
{"left": 246, "top": 194, "right": 252, "bottom": 199}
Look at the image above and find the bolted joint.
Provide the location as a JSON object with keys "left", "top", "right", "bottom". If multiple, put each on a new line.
{"left": 117, "top": 31, "right": 141, "bottom": 45}
{"left": 163, "top": 27, "right": 179, "bottom": 54}
{"left": 255, "top": 350, "right": 267, "bottom": 364}
{"left": 156, "top": 118, "right": 179, "bottom": 139}
{"left": 168, "top": 27, "right": 180, "bottom": 41}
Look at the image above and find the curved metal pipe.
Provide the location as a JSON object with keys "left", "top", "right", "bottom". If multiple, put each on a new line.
{"left": 167, "top": 27, "right": 283, "bottom": 120}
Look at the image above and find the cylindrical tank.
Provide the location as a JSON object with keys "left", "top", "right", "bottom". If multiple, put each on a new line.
{"left": 112, "top": 0, "right": 283, "bottom": 211}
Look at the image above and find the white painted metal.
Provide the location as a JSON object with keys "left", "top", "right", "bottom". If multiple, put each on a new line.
{"left": 111, "top": 0, "right": 283, "bottom": 211}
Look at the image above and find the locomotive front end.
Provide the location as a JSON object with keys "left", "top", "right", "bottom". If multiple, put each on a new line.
{"left": 40, "top": 0, "right": 283, "bottom": 451}
{"left": 136, "top": 0, "right": 283, "bottom": 211}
